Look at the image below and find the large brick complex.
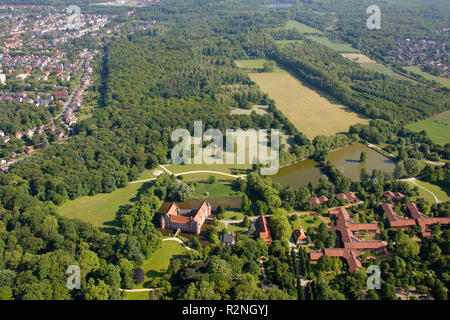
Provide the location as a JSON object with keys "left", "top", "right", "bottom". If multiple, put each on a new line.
{"left": 160, "top": 200, "right": 211, "bottom": 235}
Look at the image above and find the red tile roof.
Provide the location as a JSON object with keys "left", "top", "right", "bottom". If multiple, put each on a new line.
{"left": 193, "top": 200, "right": 209, "bottom": 223}
{"left": 310, "top": 206, "right": 386, "bottom": 272}
{"left": 382, "top": 203, "right": 416, "bottom": 228}
{"left": 257, "top": 215, "right": 272, "bottom": 245}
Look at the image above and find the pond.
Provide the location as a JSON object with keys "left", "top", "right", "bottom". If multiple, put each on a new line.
{"left": 271, "top": 143, "right": 395, "bottom": 188}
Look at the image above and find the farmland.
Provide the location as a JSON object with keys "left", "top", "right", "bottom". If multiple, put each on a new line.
{"left": 247, "top": 70, "right": 370, "bottom": 139}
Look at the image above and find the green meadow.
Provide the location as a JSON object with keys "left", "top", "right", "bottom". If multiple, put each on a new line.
{"left": 126, "top": 240, "right": 189, "bottom": 300}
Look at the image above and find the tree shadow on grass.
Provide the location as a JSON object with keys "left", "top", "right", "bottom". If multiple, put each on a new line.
{"left": 100, "top": 220, "right": 121, "bottom": 235}
{"left": 130, "top": 181, "right": 154, "bottom": 202}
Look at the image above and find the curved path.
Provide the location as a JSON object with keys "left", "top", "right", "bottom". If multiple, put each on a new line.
{"left": 130, "top": 164, "right": 246, "bottom": 184}
{"left": 400, "top": 177, "right": 441, "bottom": 204}
{"left": 162, "top": 237, "right": 194, "bottom": 251}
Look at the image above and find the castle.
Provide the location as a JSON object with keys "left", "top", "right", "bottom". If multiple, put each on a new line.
{"left": 160, "top": 200, "right": 211, "bottom": 235}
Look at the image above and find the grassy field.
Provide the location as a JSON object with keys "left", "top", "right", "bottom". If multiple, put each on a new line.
{"left": 299, "top": 215, "right": 323, "bottom": 230}
{"left": 405, "top": 66, "right": 450, "bottom": 88}
{"left": 58, "top": 181, "right": 147, "bottom": 232}
{"left": 222, "top": 210, "right": 245, "bottom": 220}
{"left": 415, "top": 180, "right": 450, "bottom": 202}
{"left": 340, "top": 54, "right": 409, "bottom": 80}
{"left": 190, "top": 181, "right": 242, "bottom": 199}
{"left": 405, "top": 181, "right": 437, "bottom": 204}
{"left": 275, "top": 39, "right": 304, "bottom": 48}
{"left": 167, "top": 163, "right": 251, "bottom": 176}
{"left": 406, "top": 119, "right": 450, "bottom": 146}
{"left": 248, "top": 71, "right": 369, "bottom": 139}
{"left": 305, "top": 35, "right": 359, "bottom": 53}
{"left": 126, "top": 240, "right": 189, "bottom": 300}
{"left": 284, "top": 20, "right": 322, "bottom": 34}
{"left": 429, "top": 110, "right": 450, "bottom": 125}
{"left": 234, "top": 59, "right": 285, "bottom": 73}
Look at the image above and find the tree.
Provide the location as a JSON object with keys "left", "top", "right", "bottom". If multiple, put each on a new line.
{"left": 209, "top": 175, "right": 217, "bottom": 184}
{"left": 404, "top": 159, "right": 420, "bottom": 177}
{"left": 394, "top": 161, "right": 405, "bottom": 178}
{"left": 262, "top": 61, "right": 276, "bottom": 72}
{"left": 241, "top": 194, "right": 251, "bottom": 214}
{"left": 360, "top": 151, "right": 367, "bottom": 162}
{"left": 242, "top": 215, "right": 251, "bottom": 228}
{"left": 269, "top": 209, "right": 292, "bottom": 241}
{"left": 396, "top": 233, "right": 420, "bottom": 258}
{"left": 0, "top": 287, "right": 13, "bottom": 300}
{"left": 134, "top": 267, "right": 145, "bottom": 285}
{"left": 366, "top": 289, "right": 379, "bottom": 300}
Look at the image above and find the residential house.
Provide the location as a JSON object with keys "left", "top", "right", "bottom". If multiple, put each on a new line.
{"left": 220, "top": 233, "right": 236, "bottom": 246}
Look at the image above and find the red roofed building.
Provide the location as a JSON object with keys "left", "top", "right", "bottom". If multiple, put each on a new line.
{"left": 382, "top": 202, "right": 449, "bottom": 237}
{"left": 310, "top": 195, "right": 328, "bottom": 207}
{"left": 257, "top": 214, "right": 272, "bottom": 245}
{"left": 53, "top": 90, "right": 68, "bottom": 101}
{"left": 160, "top": 200, "right": 211, "bottom": 235}
{"left": 381, "top": 203, "right": 416, "bottom": 229}
{"left": 406, "top": 202, "right": 450, "bottom": 237}
{"left": 384, "top": 190, "right": 405, "bottom": 202}
{"left": 310, "top": 206, "right": 386, "bottom": 273}
{"left": 337, "top": 191, "right": 358, "bottom": 203}
{"left": 293, "top": 229, "right": 307, "bottom": 244}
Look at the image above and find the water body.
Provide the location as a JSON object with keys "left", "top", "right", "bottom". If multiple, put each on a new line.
{"left": 262, "top": 3, "right": 294, "bottom": 8}
{"left": 271, "top": 143, "right": 395, "bottom": 188}
{"left": 271, "top": 159, "right": 325, "bottom": 187}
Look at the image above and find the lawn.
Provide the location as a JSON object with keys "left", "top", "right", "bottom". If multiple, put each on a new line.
{"left": 406, "top": 119, "right": 450, "bottom": 146}
{"left": 234, "top": 59, "right": 286, "bottom": 73}
{"left": 126, "top": 240, "right": 189, "bottom": 300}
{"left": 190, "top": 181, "right": 243, "bottom": 199}
{"left": 405, "top": 66, "right": 450, "bottom": 88}
{"left": 299, "top": 215, "right": 323, "bottom": 230}
{"left": 248, "top": 72, "right": 369, "bottom": 139}
{"left": 405, "top": 181, "right": 436, "bottom": 204}
{"left": 290, "top": 217, "right": 301, "bottom": 230}
{"left": 414, "top": 180, "right": 450, "bottom": 203}
{"left": 58, "top": 181, "right": 147, "bottom": 232}
{"left": 222, "top": 210, "right": 245, "bottom": 220}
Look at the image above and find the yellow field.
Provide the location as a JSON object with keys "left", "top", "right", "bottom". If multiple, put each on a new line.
{"left": 248, "top": 72, "right": 369, "bottom": 139}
